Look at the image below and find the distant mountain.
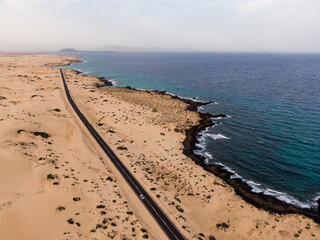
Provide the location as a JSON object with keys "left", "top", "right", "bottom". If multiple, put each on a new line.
{"left": 95, "top": 45, "right": 195, "bottom": 52}
{"left": 59, "top": 48, "right": 79, "bottom": 52}
{"left": 58, "top": 46, "right": 197, "bottom": 53}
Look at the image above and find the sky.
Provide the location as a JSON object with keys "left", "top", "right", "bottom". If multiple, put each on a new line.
{"left": 1, "top": 0, "right": 320, "bottom": 52}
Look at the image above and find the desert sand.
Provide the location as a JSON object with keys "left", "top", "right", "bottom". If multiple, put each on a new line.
{"left": 0, "top": 54, "right": 319, "bottom": 240}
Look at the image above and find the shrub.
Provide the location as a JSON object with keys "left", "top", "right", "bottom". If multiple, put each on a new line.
{"left": 106, "top": 177, "right": 113, "bottom": 181}
{"left": 73, "top": 197, "right": 81, "bottom": 201}
{"left": 32, "top": 132, "right": 50, "bottom": 139}
{"left": 47, "top": 174, "right": 55, "bottom": 180}
{"left": 96, "top": 224, "right": 102, "bottom": 229}
{"left": 67, "top": 218, "right": 74, "bottom": 224}
{"left": 56, "top": 206, "right": 65, "bottom": 211}
{"left": 176, "top": 205, "right": 184, "bottom": 213}
{"left": 216, "top": 222, "right": 229, "bottom": 231}
{"left": 117, "top": 146, "right": 128, "bottom": 150}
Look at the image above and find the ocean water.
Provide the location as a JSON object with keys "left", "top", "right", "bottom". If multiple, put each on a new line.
{"left": 58, "top": 52, "right": 320, "bottom": 209}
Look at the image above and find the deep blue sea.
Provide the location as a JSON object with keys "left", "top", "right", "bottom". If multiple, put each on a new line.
{"left": 57, "top": 52, "right": 320, "bottom": 209}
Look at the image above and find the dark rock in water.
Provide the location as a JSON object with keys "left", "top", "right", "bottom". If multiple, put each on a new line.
{"left": 125, "top": 86, "right": 135, "bottom": 90}
{"left": 94, "top": 77, "right": 113, "bottom": 88}
{"left": 98, "top": 77, "right": 112, "bottom": 86}
{"left": 180, "top": 92, "right": 320, "bottom": 223}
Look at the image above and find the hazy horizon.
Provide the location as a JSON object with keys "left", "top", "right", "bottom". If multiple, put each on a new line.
{"left": 1, "top": 0, "right": 320, "bottom": 53}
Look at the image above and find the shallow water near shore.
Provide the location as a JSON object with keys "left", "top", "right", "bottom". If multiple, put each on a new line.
{"left": 58, "top": 52, "right": 320, "bottom": 209}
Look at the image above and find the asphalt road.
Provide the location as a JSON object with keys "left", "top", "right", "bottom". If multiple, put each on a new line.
{"left": 60, "top": 69, "right": 186, "bottom": 240}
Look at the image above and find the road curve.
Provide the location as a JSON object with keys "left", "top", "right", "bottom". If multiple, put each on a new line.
{"left": 60, "top": 69, "right": 186, "bottom": 240}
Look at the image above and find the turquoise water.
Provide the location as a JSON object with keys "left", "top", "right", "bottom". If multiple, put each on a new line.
{"left": 59, "top": 52, "right": 320, "bottom": 209}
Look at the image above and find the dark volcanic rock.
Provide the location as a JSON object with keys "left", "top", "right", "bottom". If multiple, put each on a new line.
{"left": 94, "top": 77, "right": 113, "bottom": 88}
{"left": 66, "top": 66, "right": 320, "bottom": 223}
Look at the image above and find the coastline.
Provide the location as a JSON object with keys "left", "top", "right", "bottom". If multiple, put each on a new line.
{"left": 1, "top": 53, "right": 319, "bottom": 239}
{"left": 68, "top": 60, "right": 320, "bottom": 223}
{"left": 182, "top": 109, "right": 320, "bottom": 223}
{"left": 0, "top": 54, "right": 164, "bottom": 240}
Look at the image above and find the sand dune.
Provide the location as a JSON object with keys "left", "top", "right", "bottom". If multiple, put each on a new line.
{"left": 0, "top": 54, "right": 162, "bottom": 240}
{"left": 0, "top": 54, "right": 319, "bottom": 240}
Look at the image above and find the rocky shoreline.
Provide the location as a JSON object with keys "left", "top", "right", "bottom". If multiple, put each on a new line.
{"left": 180, "top": 100, "right": 320, "bottom": 224}
{"left": 71, "top": 69, "right": 114, "bottom": 88}
{"left": 67, "top": 61, "right": 320, "bottom": 224}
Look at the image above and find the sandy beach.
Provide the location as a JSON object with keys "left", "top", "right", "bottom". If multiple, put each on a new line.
{"left": 0, "top": 54, "right": 319, "bottom": 240}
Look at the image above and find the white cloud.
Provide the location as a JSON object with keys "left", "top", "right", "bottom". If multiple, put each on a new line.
{"left": 235, "top": 0, "right": 320, "bottom": 18}
{"left": 3, "top": 0, "right": 30, "bottom": 12}
{"left": 237, "top": 0, "right": 278, "bottom": 18}
{"left": 3, "top": 0, "right": 86, "bottom": 12}
{"left": 1, "top": 0, "right": 320, "bottom": 52}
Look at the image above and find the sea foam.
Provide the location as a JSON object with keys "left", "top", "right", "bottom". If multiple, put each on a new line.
{"left": 194, "top": 125, "right": 314, "bottom": 209}
{"left": 207, "top": 133, "right": 230, "bottom": 140}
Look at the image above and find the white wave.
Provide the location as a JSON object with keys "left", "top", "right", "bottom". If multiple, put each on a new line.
{"left": 266, "top": 188, "right": 283, "bottom": 194}
{"left": 194, "top": 132, "right": 314, "bottom": 208}
{"left": 195, "top": 142, "right": 206, "bottom": 149}
{"left": 108, "top": 79, "right": 118, "bottom": 86}
{"left": 230, "top": 172, "right": 242, "bottom": 179}
{"left": 246, "top": 181, "right": 263, "bottom": 193}
{"left": 165, "top": 92, "right": 207, "bottom": 103}
{"left": 73, "top": 68, "right": 91, "bottom": 75}
{"left": 235, "top": 173, "right": 311, "bottom": 208}
{"left": 136, "top": 87, "right": 148, "bottom": 91}
{"left": 211, "top": 117, "right": 223, "bottom": 120}
{"left": 233, "top": 172, "right": 311, "bottom": 208}
{"left": 262, "top": 188, "right": 310, "bottom": 209}
{"left": 198, "top": 106, "right": 205, "bottom": 112}
{"left": 247, "top": 180, "right": 261, "bottom": 186}
{"left": 310, "top": 192, "right": 320, "bottom": 210}
{"left": 211, "top": 114, "right": 231, "bottom": 120}
{"left": 193, "top": 129, "right": 314, "bottom": 209}
{"left": 207, "top": 133, "right": 230, "bottom": 140}
{"left": 204, "top": 151, "right": 213, "bottom": 159}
